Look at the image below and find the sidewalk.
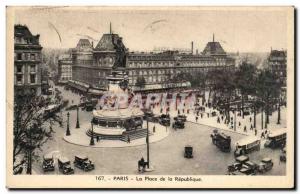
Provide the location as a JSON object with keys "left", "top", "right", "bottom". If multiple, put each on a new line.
{"left": 152, "top": 99, "right": 287, "bottom": 137}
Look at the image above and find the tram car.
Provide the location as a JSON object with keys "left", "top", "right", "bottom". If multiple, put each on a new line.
{"left": 210, "top": 129, "right": 231, "bottom": 152}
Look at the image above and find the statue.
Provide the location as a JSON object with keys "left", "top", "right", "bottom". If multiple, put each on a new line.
{"left": 113, "top": 38, "right": 127, "bottom": 69}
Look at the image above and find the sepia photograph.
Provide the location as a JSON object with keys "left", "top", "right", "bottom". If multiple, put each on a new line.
{"left": 6, "top": 6, "right": 295, "bottom": 189}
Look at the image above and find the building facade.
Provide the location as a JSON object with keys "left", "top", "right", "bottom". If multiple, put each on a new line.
{"left": 58, "top": 54, "right": 73, "bottom": 84}
{"left": 69, "top": 31, "right": 235, "bottom": 94}
{"left": 14, "top": 24, "right": 43, "bottom": 96}
{"left": 268, "top": 49, "right": 287, "bottom": 87}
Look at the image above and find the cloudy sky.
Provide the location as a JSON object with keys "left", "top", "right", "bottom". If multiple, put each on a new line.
{"left": 13, "top": 6, "right": 290, "bottom": 52}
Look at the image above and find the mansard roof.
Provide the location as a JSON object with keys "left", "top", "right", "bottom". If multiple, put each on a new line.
{"left": 94, "top": 33, "right": 126, "bottom": 52}
{"left": 14, "top": 24, "right": 40, "bottom": 45}
{"left": 202, "top": 41, "right": 226, "bottom": 56}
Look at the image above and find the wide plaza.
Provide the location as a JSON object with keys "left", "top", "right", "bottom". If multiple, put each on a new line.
{"left": 32, "top": 83, "right": 287, "bottom": 175}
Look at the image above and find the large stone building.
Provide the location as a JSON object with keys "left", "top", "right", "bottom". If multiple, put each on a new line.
{"left": 14, "top": 24, "right": 43, "bottom": 96}
{"left": 268, "top": 49, "right": 287, "bottom": 87}
{"left": 69, "top": 30, "right": 235, "bottom": 95}
{"left": 58, "top": 54, "right": 73, "bottom": 84}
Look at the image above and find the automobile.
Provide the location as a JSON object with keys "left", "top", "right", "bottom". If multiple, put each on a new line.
{"left": 159, "top": 114, "right": 171, "bottom": 126}
{"left": 258, "top": 158, "right": 273, "bottom": 173}
{"left": 174, "top": 115, "right": 187, "bottom": 122}
{"left": 280, "top": 147, "right": 286, "bottom": 162}
{"left": 73, "top": 155, "right": 95, "bottom": 171}
{"left": 172, "top": 120, "right": 185, "bottom": 129}
{"left": 58, "top": 157, "right": 74, "bottom": 175}
{"left": 238, "top": 166, "right": 256, "bottom": 175}
{"left": 235, "top": 155, "right": 249, "bottom": 164}
{"left": 42, "top": 153, "right": 55, "bottom": 172}
{"left": 244, "top": 161, "right": 259, "bottom": 173}
{"left": 228, "top": 162, "right": 243, "bottom": 173}
{"left": 184, "top": 145, "right": 193, "bottom": 158}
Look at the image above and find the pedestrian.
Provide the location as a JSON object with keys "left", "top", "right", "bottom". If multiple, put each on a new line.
{"left": 239, "top": 122, "right": 241, "bottom": 127}
{"left": 261, "top": 132, "right": 265, "bottom": 139}
{"left": 96, "top": 136, "right": 99, "bottom": 142}
{"left": 221, "top": 115, "right": 224, "bottom": 121}
{"left": 178, "top": 110, "right": 180, "bottom": 115}
{"left": 200, "top": 113, "right": 203, "bottom": 118}
{"left": 127, "top": 135, "right": 130, "bottom": 143}
{"left": 250, "top": 124, "right": 253, "bottom": 130}
{"left": 160, "top": 108, "right": 163, "bottom": 113}
{"left": 250, "top": 117, "right": 252, "bottom": 122}
{"left": 207, "top": 113, "right": 209, "bottom": 118}
{"left": 153, "top": 125, "right": 156, "bottom": 133}
{"left": 187, "top": 109, "right": 189, "bottom": 114}
{"left": 196, "top": 116, "right": 198, "bottom": 122}
{"left": 244, "top": 126, "right": 247, "bottom": 132}
{"left": 255, "top": 129, "right": 257, "bottom": 136}
{"left": 217, "top": 117, "right": 220, "bottom": 123}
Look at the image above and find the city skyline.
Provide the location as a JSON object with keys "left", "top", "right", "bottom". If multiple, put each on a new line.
{"left": 14, "top": 7, "right": 288, "bottom": 52}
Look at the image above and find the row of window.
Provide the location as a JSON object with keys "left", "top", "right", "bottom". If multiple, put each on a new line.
{"left": 15, "top": 64, "right": 36, "bottom": 73}
{"left": 15, "top": 74, "right": 36, "bottom": 85}
{"left": 15, "top": 52, "right": 40, "bottom": 61}
{"left": 127, "top": 60, "right": 227, "bottom": 68}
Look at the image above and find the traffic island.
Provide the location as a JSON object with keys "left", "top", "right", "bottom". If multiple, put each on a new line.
{"left": 63, "top": 122, "right": 170, "bottom": 148}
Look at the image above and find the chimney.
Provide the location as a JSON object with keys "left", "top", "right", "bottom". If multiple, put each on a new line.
{"left": 110, "top": 22, "right": 112, "bottom": 34}
{"left": 213, "top": 33, "right": 215, "bottom": 42}
{"left": 191, "top": 41, "right": 194, "bottom": 55}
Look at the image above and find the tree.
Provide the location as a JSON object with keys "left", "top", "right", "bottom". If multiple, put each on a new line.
{"left": 13, "top": 92, "right": 61, "bottom": 174}
{"left": 235, "top": 62, "right": 257, "bottom": 118}
{"left": 135, "top": 76, "right": 146, "bottom": 90}
{"left": 256, "top": 69, "right": 279, "bottom": 128}
{"left": 208, "top": 68, "right": 236, "bottom": 123}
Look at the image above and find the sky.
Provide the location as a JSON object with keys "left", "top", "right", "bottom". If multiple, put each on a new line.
{"left": 13, "top": 6, "right": 290, "bottom": 52}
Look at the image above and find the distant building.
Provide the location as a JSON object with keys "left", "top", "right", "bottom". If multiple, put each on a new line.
{"left": 69, "top": 27, "right": 235, "bottom": 95}
{"left": 268, "top": 49, "right": 287, "bottom": 87}
{"left": 14, "top": 24, "right": 43, "bottom": 96}
{"left": 58, "top": 54, "right": 73, "bottom": 84}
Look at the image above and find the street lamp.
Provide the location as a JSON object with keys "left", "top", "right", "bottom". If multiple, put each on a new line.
{"left": 90, "top": 121, "right": 95, "bottom": 146}
{"left": 66, "top": 112, "right": 71, "bottom": 136}
{"left": 146, "top": 113, "right": 150, "bottom": 168}
{"left": 76, "top": 106, "right": 80, "bottom": 128}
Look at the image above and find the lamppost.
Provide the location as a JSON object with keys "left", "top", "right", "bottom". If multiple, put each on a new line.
{"left": 146, "top": 114, "right": 150, "bottom": 168}
{"left": 76, "top": 106, "right": 80, "bottom": 128}
{"left": 90, "top": 120, "right": 95, "bottom": 146}
{"left": 66, "top": 112, "right": 71, "bottom": 136}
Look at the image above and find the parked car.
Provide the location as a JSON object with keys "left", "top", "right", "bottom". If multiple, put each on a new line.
{"left": 73, "top": 155, "right": 95, "bottom": 171}
{"left": 58, "top": 157, "right": 74, "bottom": 175}
{"left": 42, "top": 153, "right": 55, "bottom": 172}
{"left": 235, "top": 155, "right": 249, "bottom": 164}
{"left": 238, "top": 166, "right": 256, "bottom": 175}
{"left": 244, "top": 161, "right": 259, "bottom": 173}
{"left": 228, "top": 162, "right": 243, "bottom": 173}
{"left": 258, "top": 158, "right": 273, "bottom": 173}
{"left": 184, "top": 145, "right": 193, "bottom": 158}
